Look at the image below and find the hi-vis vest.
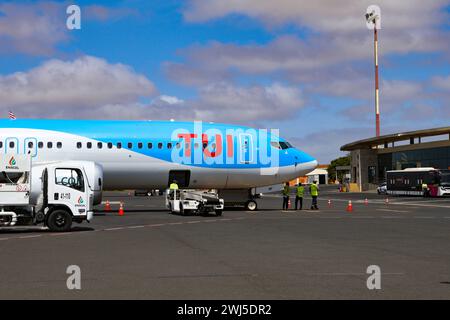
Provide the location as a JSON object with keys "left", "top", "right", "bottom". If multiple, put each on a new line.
{"left": 283, "top": 186, "right": 290, "bottom": 196}
{"left": 169, "top": 183, "right": 179, "bottom": 190}
{"left": 310, "top": 183, "right": 319, "bottom": 196}
{"left": 296, "top": 186, "right": 304, "bottom": 197}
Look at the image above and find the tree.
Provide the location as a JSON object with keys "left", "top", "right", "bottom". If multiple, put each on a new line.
{"left": 327, "top": 155, "right": 351, "bottom": 182}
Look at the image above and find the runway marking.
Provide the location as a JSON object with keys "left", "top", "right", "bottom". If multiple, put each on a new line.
{"left": 314, "top": 197, "right": 450, "bottom": 209}
{"left": 104, "top": 227, "right": 125, "bottom": 231}
{"left": 414, "top": 216, "right": 434, "bottom": 219}
{"left": 376, "top": 209, "right": 410, "bottom": 213}
{"left": 49, "top": 232, "right": 73, "bottom": 236}
{"left": 147, "top": 223, "right": 165, "bottom": 227}
{"left": 0, "top": 217, "right": 247, "bottom": 241}
{"left": 349, "top": 216, "right": 375, "bottom": 218}
{"left": 307, "top": 272, "right": 404, "bottom": 276}
{"left": 18, "top": 235, "right": 42, "bottom": 239}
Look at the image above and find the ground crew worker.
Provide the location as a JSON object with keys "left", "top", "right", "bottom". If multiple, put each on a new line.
{"left": 310, "top": 181, "right": 319, "bottom": 210}
{"left": 169, "top": 180, "right": 179, "bottom": 190}
{"left": 295, "top": 183, "right": 304, "bottom": 210}
{"left": 422, "top": 182, "right": 428, "bottom": 197}
{"left": 282, "top": 182, "right": 290, "bottom": 210}
{"left": 169, "top": 179, "right": 179, "bottom": 200}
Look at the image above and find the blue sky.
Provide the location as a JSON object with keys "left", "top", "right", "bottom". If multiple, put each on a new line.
{"left": 0, "top": 0, "right": 449, "bottom": 163}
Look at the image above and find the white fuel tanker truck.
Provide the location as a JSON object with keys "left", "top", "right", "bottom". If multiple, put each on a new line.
{"left": 0, "top": 154, "right": 103, "bottom": 232}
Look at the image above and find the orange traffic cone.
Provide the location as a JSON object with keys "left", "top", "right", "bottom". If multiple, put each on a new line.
{"left": 105, "top": 200, "right": 111, "bottom": 212}
{"left": 328, "top": 199, "right": 332, "bottom": 208}
{"left": 364, "top": 198, "right": 368, "bottom": 205}
{"left": 346, "top": 200, "right": 353, "bottom": 212}
{"left": 118, "top": 202, "right": 124, "bottom": 216}
{"left": 288, "top": 198, "right": 291, "bottom": 210}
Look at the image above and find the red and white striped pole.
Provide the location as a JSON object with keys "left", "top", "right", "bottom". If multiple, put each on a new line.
{"left": 374, "top": 26, "right": 380, "bottom": 137}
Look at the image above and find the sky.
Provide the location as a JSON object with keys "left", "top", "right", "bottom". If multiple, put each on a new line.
{"left": 0, "top": 0, "right": 449, "bottom": 163}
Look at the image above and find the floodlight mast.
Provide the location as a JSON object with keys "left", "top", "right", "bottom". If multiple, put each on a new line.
{"left": 366, "top": 10, "right": 380, "bottom": 137}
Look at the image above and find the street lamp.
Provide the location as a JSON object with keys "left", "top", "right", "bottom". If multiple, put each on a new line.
{"left": 365, "top": 6, "right": 381, "bottom": 137}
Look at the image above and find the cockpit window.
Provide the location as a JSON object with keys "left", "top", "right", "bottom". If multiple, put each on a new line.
{"left": 270, "top": 141, "right": 282, "bottom": 149}
{"left": 271, "top": 141, "right": 292, "bottom": 150}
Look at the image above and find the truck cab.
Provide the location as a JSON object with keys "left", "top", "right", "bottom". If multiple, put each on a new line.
{"left": 0, "top": 155, "right": 99, "bottom": 232}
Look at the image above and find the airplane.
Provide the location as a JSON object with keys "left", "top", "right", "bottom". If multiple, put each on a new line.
{"left": 0, "top": 119, "right": 317, "bottom": 210}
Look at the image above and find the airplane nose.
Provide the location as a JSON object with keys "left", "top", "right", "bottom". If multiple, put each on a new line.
{"left": 292, "top": 150, "right": 317, "bottom": 173}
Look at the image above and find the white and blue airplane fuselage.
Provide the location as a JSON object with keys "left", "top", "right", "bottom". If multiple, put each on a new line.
{"left": 0, "top": 120, "right": 317, "bottom": 204}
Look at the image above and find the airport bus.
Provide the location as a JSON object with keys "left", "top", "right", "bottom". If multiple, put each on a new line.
{"left": 386, "top": 168, "right": 450, "bottom": 197}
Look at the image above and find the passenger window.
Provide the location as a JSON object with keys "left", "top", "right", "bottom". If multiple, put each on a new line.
{"left": 117, "top": 142, "right": 122, "bottom": 149}
{"left": 87, "top": 142, "right": 92, "bottom": 149}
{"left": 167, "top": 143, "right": 172, "bottom": 149}
{"left": 98, "top": 142, "right": 103, "bottom": 149}
{"left": 176, "top": 143, "right": 181, "bottom": 149}
{"left": 57, "top": 142, "right": 62, "bottom": 149}
{"left": 138, "top": 142, "right": 143, "bottom": 149}
{"left": 47, "top": 142, "right": 52, "bottom": 149}
{"left": 77, "top": 142, "right": 82, "bottom": 149}
{"left": 158, "top": 143, "right": 163, "bottom": 149}
{"left": 194, "top": 143, "right": 199, "bottom": 149}
{"left": 9, "top": 141, "right": 15, "bottom": 148}
{"left": 55, "top": 168, "right": 85, "bottom": 192}
{"left": 148, "top": 142, "right": 152, "bottom": 149}
{"left": 107, "top": 142, "right": 113, "bottom": 149}
{"left": 28, "top": 141, "right": 34, "bottom": 148}
{"left": 38, "top": 142, "right": 44, "bottom": 149}
{"left": 0, "top": 141, "right": 3, "bottom": 148}
{"left": 128, "top": 142, "right": 133, "bottom": 149}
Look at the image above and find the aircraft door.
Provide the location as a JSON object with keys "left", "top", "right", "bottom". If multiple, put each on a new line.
{"left": 168, "top": 170, "right": 190, "bottom": 188}
{"left": 239, "top": 133, "right": 253, "bottom": 164}
{"left": 24, "top": 138, "right": 38, "bottom": 157}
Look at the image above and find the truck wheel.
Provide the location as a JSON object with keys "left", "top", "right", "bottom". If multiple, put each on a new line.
{"left": 245, "top": 200, "right": 257, "bottom": 211}
{"left": 47, "top": 210, "right": 72, "bottom": 232}
{"left": 215, "top": 209, "right": 223, "bottom": 216}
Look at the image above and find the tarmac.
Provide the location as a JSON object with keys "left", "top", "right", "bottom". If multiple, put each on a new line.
{"left": 1, "top": 186, "right": 450, "bottom": 299}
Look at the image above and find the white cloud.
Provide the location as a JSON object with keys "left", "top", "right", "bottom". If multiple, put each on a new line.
{"left": 0, "top": 55, "right": 157, "bottom": 116}
{"left": 189, "top": 82, "right": 304, "bottom": 124}
{"left": 0, "top": 2, "right": 136, "bottom": 56}
{"left": 0, "top": 2, "right": 68, "bottom": 55}
{"left": 185, "top": 0, "right": 449, "bottom": 34}
{"left": 432, "top": 75, "right": 450, "bottom": 91}
{"left": 158, "top": 95, "right": 185, "bottom": 105}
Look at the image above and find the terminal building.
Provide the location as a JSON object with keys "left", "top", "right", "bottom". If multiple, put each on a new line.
{"left": 340, "top": 126, "right": 450, "bottom": 191}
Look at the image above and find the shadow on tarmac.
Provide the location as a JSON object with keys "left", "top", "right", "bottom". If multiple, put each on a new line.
{"left": 0, "top": 226, "right": 95, "bottom": 234}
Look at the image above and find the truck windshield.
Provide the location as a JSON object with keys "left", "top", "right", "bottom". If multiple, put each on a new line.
{"left": 55, "top": 168, "right": 85, "bottom": 192}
